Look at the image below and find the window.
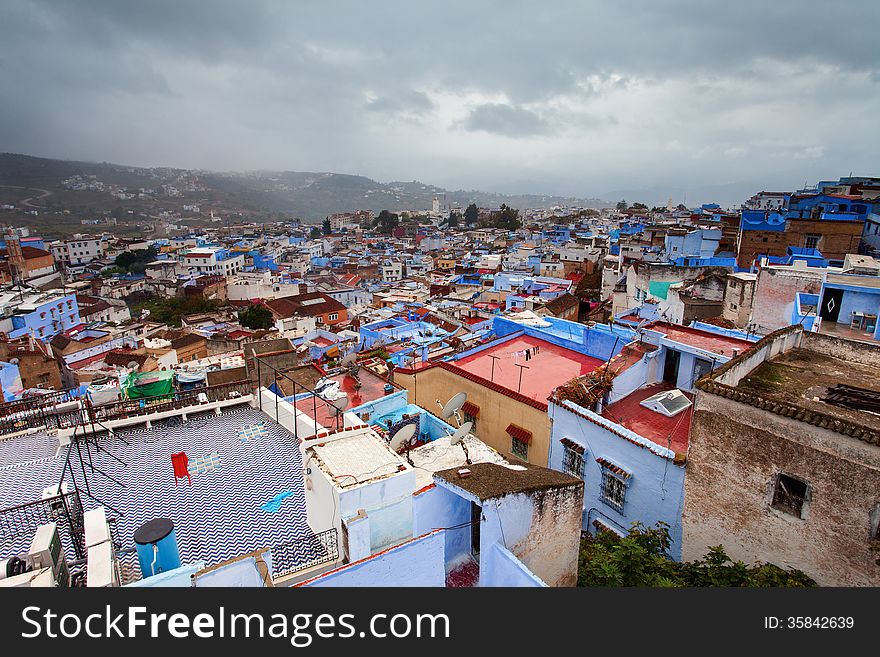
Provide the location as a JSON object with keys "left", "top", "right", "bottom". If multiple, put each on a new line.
{"left": 804, "top": 234, "right": 821, "bottom": 250}
{"left": 600, "top": 468, "right": 627, "bottom": 513}
{"left": 328, "top": 313, "right": 339, "bottom": 321}
{"left": 562, "top": 445, "right": 584, "bottom": 477}
{"left": 771, "top": 473, "right": 809, "bottom": 517}
{"left": 463, "top": 412, "right": 478, "bottom": 433}
{"left": 511, "top": 436, "right": 529, "bottom": 460}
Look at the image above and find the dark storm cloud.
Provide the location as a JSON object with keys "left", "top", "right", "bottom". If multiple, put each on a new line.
{"left": 0, "top": 0, "right": 878, "bottom": 201}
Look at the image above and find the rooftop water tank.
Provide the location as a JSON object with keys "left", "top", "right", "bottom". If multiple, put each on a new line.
{"left": 134, "top": 518, "right": 181, "bottom": 579}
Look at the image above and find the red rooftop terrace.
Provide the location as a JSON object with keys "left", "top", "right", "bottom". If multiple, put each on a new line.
{"left": 294, "top": 368, "right": 399, "bottom": 429}
{"left": 453, "top": 335, "right": 605, "bottom": 402}
{"left": 601, "top": 381, "right": 693, "bottom": 454}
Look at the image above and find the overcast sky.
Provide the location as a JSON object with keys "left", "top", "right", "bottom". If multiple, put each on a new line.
{"left": 1, "top": 0, "right": 878, "bottom": 203}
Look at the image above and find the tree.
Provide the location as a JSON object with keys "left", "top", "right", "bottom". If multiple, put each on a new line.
{"left": 373, "top": 210, "right": 399, "bottom": 235}
{"left": 321, "top": 217, "right": 332, "bottom": 235}
{"left": 616, "top": 199, "right": 628, "bottom": 211}
{"left": 495, "top": 204, "right": 521, "bottom": 230}
{"left": 446, "top": 211, "right": 460, "bottom": 229}
{"left": 114, "top": 246, "right": 158, "bottom": 273}
{"left": 127, "top": 295, "right": 222, "bottom": 328}
{"left": 463, "top": 203, "right": 479, "bottom": 227}
{"left": 578, "top": 522, "right": 816, "bottom": 587}
{"left": 309, "top": 226, "right": 322, "bottom": 239}
{"left": 631, "top": 202, "right": 648, "bottom": 210}
{"left": 238, "top": 304, "right": 275, "bottom": 330}
{"left": 479, "top": 204, "right": 521, "bottom": 230}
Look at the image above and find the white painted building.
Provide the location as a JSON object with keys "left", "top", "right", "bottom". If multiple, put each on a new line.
{"left": 180, "top": 248, "right": 244, "bottom": 276}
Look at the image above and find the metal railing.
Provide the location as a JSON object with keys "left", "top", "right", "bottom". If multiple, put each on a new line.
{"left": 270, "top": 528, "right": 339, "bottom": 579}
{"left": 0, "top": 389, "right": 83, "bottom": 436}
{"left": 0, "top": 491, "right": 85, "bottom": 560}
{"left": 0, "top": 379, "right": 254, "bottom": 437}
{"left": 59, "top": 379, "right": 254, "bottom": 430}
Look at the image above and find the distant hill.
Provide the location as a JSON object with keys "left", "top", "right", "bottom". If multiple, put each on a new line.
{"left": 0, "top": 153, "right": 610, "bottom": 221}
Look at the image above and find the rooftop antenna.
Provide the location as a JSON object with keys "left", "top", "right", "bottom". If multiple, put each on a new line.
{"left": 449, "top": 420, "right": 473, "bottom": 464}
{"left": 437, "top": 391, "right": 467, "bottom": 427}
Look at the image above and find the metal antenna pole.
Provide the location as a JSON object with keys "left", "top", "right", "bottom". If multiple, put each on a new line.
{"left": 256, "top": 356, "right": 263, "bottom": 411}
{"left": 515, "top": 363, "right": 529, "bottom": 393}
{"left": 489, "top": 354, "right": 501, "bottom": 382}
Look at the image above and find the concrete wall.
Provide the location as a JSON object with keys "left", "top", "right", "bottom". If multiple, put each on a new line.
{"left": 479, "top": 484, "right": 583, "bottom": 587}
{"left": 480, "top": 543, "right": 547, "bottom": 587}
{"left": 684, "top": 390, "right": 880, "bottom": 585}
{"left": 750, "top": 267, "right": 824, "bottom": 333}
{"left": 396, "top": 365, "right": 552, "bottom": 466}
{"left": 302, "top": 530, "right": 446, "bottom": 587}
{"left": 338, "top": 469, "right": 416, "bottom": 552}
{"left": 412, "top": 484, "right": 471, "bottom": 564}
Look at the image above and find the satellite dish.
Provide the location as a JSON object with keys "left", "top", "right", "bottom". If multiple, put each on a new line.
{"left": 449, "top": 421, "right": 472, "bottom": 446}
{"left": 127, "top": 361, "right": 140, "bottom": 370}
{"left": 389, "top": 423, "right": 417, "bottom": 452}
{"left": 340, "top": 352, "right": 358, "bottom": 367}
{"left": 439, "top": 392, "right": 467, "bottom": 421}
{"left": 329, "top": 395, "right": 350, "bottom": 416}
{"left": 9, "top": 358, "right": 19, "bottom": 365}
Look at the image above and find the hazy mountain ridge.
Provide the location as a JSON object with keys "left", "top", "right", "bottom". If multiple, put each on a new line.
{"left": 0, "top": 153, "right": 610, "bottom": 220}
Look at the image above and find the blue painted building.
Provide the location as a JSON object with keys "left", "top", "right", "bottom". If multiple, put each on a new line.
{"left": 546, "top": 321, "right": 760, "bottom": 557}
{"left": 0, "top": 360, "right": 23, "bottom": 401}
{"left": 816, "top": 272, "right": 880, "bottom": 340}
{"left": 664, "top": 228, "right": 721, "bottom": 261}
{"left": 8, "top": 293, "right": 81, "bottom": 341}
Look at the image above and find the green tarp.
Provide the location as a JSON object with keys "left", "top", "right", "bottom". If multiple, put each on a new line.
{"left": 123, "top": 370, "right": 174, "bottom": 400}
{"left": 648, "top": 280, "right": 680, "bottom": 301}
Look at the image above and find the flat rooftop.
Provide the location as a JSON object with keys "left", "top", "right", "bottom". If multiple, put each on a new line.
{"left": 735, "top": 347, "right": 880, "bottom": 433}
{"left": 650, "top": 322, "right": 754, "bottom": 358}
{"left": 309, "top": 428, "right": 407, "bottom": 487}
{"left": 453, "top": 335, "right": 604, "bottom": 402}
{"left": 601, "top": 382, "right": 693, "bottom": 454}
{"left": 0, "top": 407, "right": 316, "bottom": 576}
{"left": 410, "top": 434, "right": 508, "bottom": 490}
{"left": 434, "top": 461, "right": 582, "bottom": 501}
{"left": 294, "top": 368, "right": 397, "bottom": 429}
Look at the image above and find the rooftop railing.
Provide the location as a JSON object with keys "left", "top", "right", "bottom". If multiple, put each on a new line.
{"left": 0, "top": 379, "right": 254, "bottom": 437}
{"left": 270, "top": 528, "right": 339, "bottom": 580}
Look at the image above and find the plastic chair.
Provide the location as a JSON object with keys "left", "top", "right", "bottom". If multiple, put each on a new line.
{"left": 171, "top": 451, "right": 191, "bottom": 486}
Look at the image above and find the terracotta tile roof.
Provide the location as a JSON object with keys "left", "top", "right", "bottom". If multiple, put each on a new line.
{"left": 595, "top": 456, "right": 631, "bottom": 478}
{"left": 559, "top": 437, "right": 585, "bottom": 454}
{"left": 461, "top": 401, "right": 480, "bottom": 417}
{"left": 264, "top": 292, "right": 346, "bottom": 319}
{"left": 544, "top": 292, "right": 580, "bottom": 316}
{"left": 0, "top": 246, "right": 53, "bottom": 260}
{"left": 104, "top": 350, "right": 150, "bottom": 367}
{"left": 505, "top": 423, "right": 532, "bottom": 444}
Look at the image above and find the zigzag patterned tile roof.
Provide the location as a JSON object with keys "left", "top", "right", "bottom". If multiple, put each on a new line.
{"left": 0, "top": 407, "right": 318, "bottom": 573}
